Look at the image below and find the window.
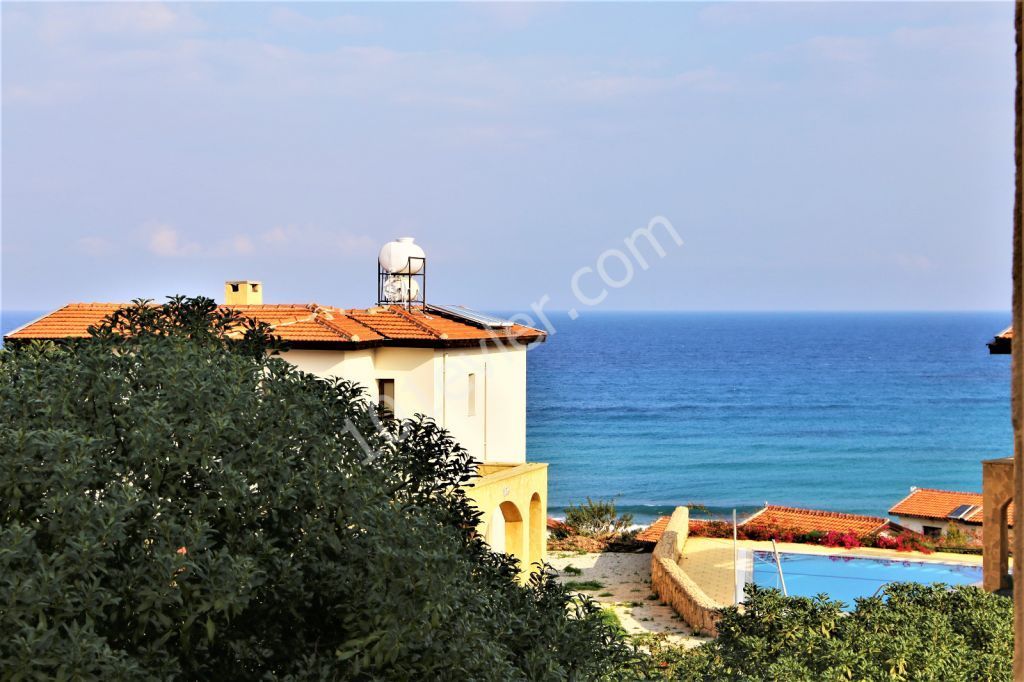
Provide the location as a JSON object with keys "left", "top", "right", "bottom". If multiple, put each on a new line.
{"left": 467, "top": 373, "right": 476, "bottom": 417}
{"left": 377, "top": 379, "right": 395, "bottom": 417}
{"left": 922, "top": 525, "right": 942, "bottom": 539}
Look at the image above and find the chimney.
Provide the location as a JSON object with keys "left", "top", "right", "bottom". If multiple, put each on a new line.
{"left": 224, "top": 280, "right": 262, "bottom": 305}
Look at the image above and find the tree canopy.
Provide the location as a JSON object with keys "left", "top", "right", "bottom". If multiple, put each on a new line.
{"left": 0, "top": 297, "right": 637, "bottom": 680}
{"left": 646, "top": 583, "right": 1012, "bottom": 681}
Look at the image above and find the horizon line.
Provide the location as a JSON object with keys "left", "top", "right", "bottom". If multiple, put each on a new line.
{"left": 0, "top": 306, "right": 1012, "bottom": 315}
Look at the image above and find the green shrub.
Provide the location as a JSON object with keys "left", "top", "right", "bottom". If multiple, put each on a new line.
{"left": 598, "top": 608, "right": 625, "bottom": 635}
{"left": 564, "top": 497, "right": 633, "bottom": 539}
{"left": 0, "top": 297, "right": 642, "bottom": 680}
{"left": 564, "top": 580, "right": 605, "bottom": 592}
{"left": 645, "top": 583, "right": 1012, "bottom": 680}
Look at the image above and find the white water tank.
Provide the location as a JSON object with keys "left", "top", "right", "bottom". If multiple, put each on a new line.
{"left": 378, "top": 237, "right": 425, "bottom": 274}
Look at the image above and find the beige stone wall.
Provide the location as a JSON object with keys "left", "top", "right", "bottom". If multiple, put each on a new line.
{"left": 467, "top": 462, "right": 548, "bottom": 578}
{"left": 650, "top": 507, "right": 725, "bottom": 636}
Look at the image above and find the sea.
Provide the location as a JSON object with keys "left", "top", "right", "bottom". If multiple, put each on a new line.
{"left": 523, "top": 311, "right": 1011, "bottom": 523}
{"left": 2, "top": 310, "right": 1012, "bottom": 524}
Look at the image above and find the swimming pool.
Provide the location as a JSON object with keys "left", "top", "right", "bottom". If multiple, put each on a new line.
{"left": 744, "top": 551, "right": 983, "bottom": 607}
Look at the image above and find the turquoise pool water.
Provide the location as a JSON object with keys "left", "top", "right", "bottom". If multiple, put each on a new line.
{"left": 750, "top": 551, "right": 983, "bottom": 607}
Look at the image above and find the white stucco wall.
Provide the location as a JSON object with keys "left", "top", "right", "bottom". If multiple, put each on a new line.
{"left": 280, "top": 343, "right": 528, "bottom": 462}
{"left": 374, "top": 347, "right": 436, "bottom": 420}
{"left": 283, "top": 348, "right": 377, "bottom": 399}
{"left": 893, "top": 516, "right": 979, "bottom": 538}
{"left": 434, "top": 346, "right": 525, "bottom": 463}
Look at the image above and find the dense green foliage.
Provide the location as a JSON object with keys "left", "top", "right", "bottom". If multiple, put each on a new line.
{"left": 563, "top": 498, "right": 634, "bottom": 540}
{"left": 0, "top": 298, "right": 639, "bottom": 680}
{"left": 645, "top": 583, "right": 1012, "bottom": 681}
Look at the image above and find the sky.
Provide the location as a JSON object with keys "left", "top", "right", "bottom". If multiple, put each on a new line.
{"left": 1, "top": 2, "right": 1016, "bottom": 313}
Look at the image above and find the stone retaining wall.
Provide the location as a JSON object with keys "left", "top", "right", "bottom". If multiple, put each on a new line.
{"left": 650, "top": 506, "right": 725, "bottom": 636}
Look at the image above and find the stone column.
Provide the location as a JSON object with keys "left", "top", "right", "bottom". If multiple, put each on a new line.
{"left": 1011, "top": 2, "right": 1022, "bottom": 678}
{"left": 983, "top": 458, "right": 1013, "bottom": 592}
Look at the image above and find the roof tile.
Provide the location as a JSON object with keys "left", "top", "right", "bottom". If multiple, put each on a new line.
{"left": 888, "top": 487, "right": 1006, "bottom": 526}
{"left": 5, "top": 303, "right": 545, "bottom": 349}
{"left": 747, "top": 505, "right": 890, "bottom": 535}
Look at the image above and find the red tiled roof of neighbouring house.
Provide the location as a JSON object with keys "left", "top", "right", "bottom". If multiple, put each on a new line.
{"left": 4, "top": 303, "right": 546, "bottom": 350}
{"left": 636, "top": 516, "right": 670, "bottom": 544}
{"left": 888, "top": 487, "right": 1007, "bottom": 526}
{"left": 744, "top": 505, "right": 890, "bottom": 536}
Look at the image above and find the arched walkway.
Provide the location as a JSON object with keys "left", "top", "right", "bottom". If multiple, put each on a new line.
{"left": 499, "top": 501, "right": 524, "bottom": 563}
{"left": 529, "top": 492, "right": 543, "bottom": 570}
{"left": 486, "top": 501, "right": 525, "bottom": 566}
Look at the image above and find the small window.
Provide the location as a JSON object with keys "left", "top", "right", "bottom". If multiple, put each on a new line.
{"left": 467, "top": 373, "right": 476, "bottom": 417}
{"left": 922, "top": 525, "right": 942, "bottom": 539}
{"left": 377, "top": 379, "right": 395, "bottom": 417}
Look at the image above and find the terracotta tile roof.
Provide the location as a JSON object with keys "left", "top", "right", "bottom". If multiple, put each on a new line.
{"left": 4, "top": 304, "right": 124, "bottom": 339}
{"left": 636, "top": 516, "right": 670, "bottom": 544}
{"left": 5, "top": 303, "right": 546, "bottom": 349}
{"left": 635, "top": 506, "right": 892, "bottom": 545}
{"left": 888, "top": 487, "right": 1006, "bottom": 526}
{"left": 744, "top": 505, "right": 890, "bottom": 536}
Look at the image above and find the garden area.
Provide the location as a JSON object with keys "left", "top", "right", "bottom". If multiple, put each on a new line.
{"left": 0, "top": 299, "right": 1013, "bottom": 680}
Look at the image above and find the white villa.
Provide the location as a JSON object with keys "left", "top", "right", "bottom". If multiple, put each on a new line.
{"left": 6, "top": 238, "right": 550, "bottom": 573}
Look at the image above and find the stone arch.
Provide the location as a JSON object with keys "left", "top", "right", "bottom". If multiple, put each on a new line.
{"left": 529, "top": 492, "right": 544, "bottom": 571}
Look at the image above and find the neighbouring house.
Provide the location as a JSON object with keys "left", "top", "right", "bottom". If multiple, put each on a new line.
{"left": 636, "top": 504, "right": 892, "bottom": 546}
{"left": 888, "top": 487, "right": 997, "bottom": 544}
{"left": 4, "top": 238, "right": 550, "bottom": 574}
{"left": 742, "top": 504, "right": 891, "bottom": 535}
{"left": 636, "top": 516, "right": 671, "bottom": 544}
{"left": 987, "top": 325, "right": 1012, "bottom": 354}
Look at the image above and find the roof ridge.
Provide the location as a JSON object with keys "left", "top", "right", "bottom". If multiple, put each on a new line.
{"left": 344, "top": 309, "right": 392, "bottom": 339}
{"left": 312, "top": 313, "right": 359, "bottom": 342}
{"left": 906, "top": 487, "right": 982, "bottom": 497}
{"left": 763, "top": 504, "right": 886, "bottom": 522}
{"left": 388, "top": 305, "right": 442, "bottom": 338}
{"left": 266, "top": 312, "right": 319, "bottom": 328}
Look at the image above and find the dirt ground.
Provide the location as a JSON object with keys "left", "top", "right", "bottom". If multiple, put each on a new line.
{"left": 546, "top": 551, "right": 709, "bottom": 648}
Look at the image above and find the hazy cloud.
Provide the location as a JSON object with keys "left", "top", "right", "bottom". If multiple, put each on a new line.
{"left": 77, "top": 236, "right": 115, "bottom": 257}
{"left": 34, "top": 3, "right": 203, "bottom": 44}
{"left": 268, "top": 7, "right": 380, "bottom": 35}
{"left": 147, "top": 224, "right": 200, "bottom": 258}
{"left": 262, "top": 226, "right": 375, "bottom": 257}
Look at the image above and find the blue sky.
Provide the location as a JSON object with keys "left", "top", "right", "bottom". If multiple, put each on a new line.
{"left": 2, "top": 2, "right": 1016, "bottom": 312}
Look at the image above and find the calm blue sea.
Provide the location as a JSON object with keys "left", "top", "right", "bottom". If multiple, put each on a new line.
{"left": 524, "top": 312, "right": 1011, "bottom": 522}
{"left": 2, "top": 310, "right": 1011, "bottom": 523}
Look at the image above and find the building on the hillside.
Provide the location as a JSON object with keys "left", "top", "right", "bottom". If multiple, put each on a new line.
{"left": 742, "top": 504, "right": 891, "bottom": 535}
{"left": 987, "top": 325, "right": 1012, "bottom": 354}
{"left": 636, "top": 504, "right": 893, "bottom": 546}
{"left": 4, "top": 238, "right": 550, "bottom": 574}
{"left": 887, "top": 487, "right": 998, "bottom": 544}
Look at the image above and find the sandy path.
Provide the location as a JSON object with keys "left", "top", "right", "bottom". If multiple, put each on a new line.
{"left": 547, "top": 551, "right": 708, "bottom": 648}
